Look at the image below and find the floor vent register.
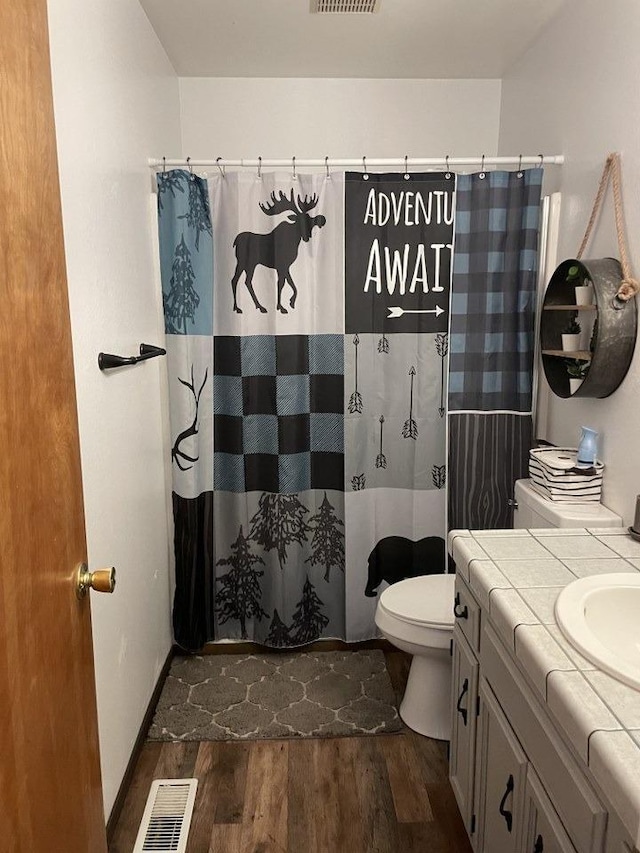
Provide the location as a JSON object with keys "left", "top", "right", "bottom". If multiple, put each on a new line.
{"left": 132, "top": 779, "right": 198, "bottom": 853}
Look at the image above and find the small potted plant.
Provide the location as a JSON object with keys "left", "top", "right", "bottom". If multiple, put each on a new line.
{"left": 566, "top": 359, "right": 588, "bottom": 394}
{"left": 561, "top": 316, "right": 582, "bottom": 351}
{"left": 566, "top": 264, "right": 593, "bottom": 305}
{"left": 575, "top": 278, "right": 594, "bottom": 306}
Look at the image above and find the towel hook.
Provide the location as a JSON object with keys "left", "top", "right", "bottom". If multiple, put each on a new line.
{"left": 404, "top": 155, "right": 410, "bottom": 180}
{"left": 362, "top": 156, "right": 369, "bottom": 180}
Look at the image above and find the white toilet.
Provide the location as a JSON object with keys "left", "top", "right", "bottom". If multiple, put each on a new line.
{"left": 375, "top": 478, "right": 622, "bottom": 741}
{"left": 375, "top": 573, "right": 455, "bottom": 739}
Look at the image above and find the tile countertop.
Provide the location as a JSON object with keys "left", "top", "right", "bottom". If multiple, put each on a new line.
{"left": 448, "top": 527, "right": 640, "bottom": 848}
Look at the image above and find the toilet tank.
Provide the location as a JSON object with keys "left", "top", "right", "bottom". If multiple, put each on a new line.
{"left": 513, "top": 479, "right": 622, "bottom": 529}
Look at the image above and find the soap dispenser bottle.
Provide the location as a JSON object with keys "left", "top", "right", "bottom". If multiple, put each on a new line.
{"left": 576, "top": 426, "right": 598, "bottom": 468}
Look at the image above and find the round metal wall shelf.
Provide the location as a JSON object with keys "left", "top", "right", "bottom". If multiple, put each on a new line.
{"left": 540, "top": 258, "right": 637, "bottom": 398}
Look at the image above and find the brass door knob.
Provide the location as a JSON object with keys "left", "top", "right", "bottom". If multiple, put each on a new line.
{"left": 76, "top": 563, "right": 116, "bottom": 599}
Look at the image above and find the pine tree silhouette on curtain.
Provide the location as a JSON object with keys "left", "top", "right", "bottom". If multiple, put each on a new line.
{"left": 290, "top": 577, "right": 329, "bottom": 644}
{"left": 249, "top": 493, "right": 310, "bottom": 570}
{"left": 157, "top": 172, "right": 184, "bottom": 211}
{"left": 164, "top": 235, "right": 200, "bottom": 334}
{"left": 178, "top": 178, "right": 212, "bottom": 251}
{"left": 305, "top": 493, "right": 345, "bottom": 582}
{"left": 266, "top": 609, "right": 292, "bottom": 647}
{"left": 216, "top": 526, "right": 268, "bottom": 639}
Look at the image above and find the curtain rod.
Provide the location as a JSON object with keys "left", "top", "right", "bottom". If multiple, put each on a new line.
{"left": 148, "top": 155, "right": 564, "bottom": 169}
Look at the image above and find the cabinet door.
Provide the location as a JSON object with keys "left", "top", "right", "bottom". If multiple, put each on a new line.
{"left": 449, "top": 628, "right": 479, "bottom": 833}
{"left": 474, "top": 678, "right": 527, "bottom": 853}
{"left": 523, "top": 767, "right": 577, "bottom": 853}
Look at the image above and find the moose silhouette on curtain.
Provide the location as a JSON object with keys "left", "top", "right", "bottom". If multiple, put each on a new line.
{"left": 231, "top": 189, "right": 326, "bottom": 314}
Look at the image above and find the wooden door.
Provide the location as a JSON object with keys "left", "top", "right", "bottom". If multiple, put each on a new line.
{"left": 0, "top": 0, "right": 107, "bottom": 850}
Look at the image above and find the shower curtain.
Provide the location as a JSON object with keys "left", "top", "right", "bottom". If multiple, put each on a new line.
{"left": 157, "top": 166, "right": 542, "bottom": 649}
{"left": 448, "top": 169, "right": 543, "bottom": 529}
{"left": 158, "top": 168, "right": 454, "bottom": 649}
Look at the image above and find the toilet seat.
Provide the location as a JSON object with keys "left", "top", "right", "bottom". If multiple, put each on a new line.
{"left": 378, "top": 573, "right": 455, "bottom": 629}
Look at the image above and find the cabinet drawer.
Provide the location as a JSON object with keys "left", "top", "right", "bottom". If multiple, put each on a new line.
{"left": 454, "top": 576, "right": 481, "bottom": 654}
{"left": 524, "top": 766, "right": 578, "bottom": 853}
{"left": 482, "top": 623, "right": 606, "bottom": 853}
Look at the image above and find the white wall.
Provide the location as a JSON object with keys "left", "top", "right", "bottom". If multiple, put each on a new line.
{"left": 179, "top": 78, "right": 502, "bottom": 160}
{"left": 498, "top": 0, "right": 640, "bottom": 525}
{"left": 47, "top": 0, "right": 180, "bottom": 818}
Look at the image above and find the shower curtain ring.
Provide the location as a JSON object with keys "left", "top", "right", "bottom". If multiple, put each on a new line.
{"left": 445, "top": 155, "right": 451, "bottom": 179}
{"left": 325, "top": 156, "right": 330, "bottom": 178}
{"left": 479, "top": 154, "right": 486, "bottom": 179}
{"left": 538, "top": 153, "right": 544, "bottom": 168}
{"left": 362, "top": 156, "right": 369, "bottom": 180}
{"left": 404, "top": 155, "right": 410, "bottom": 180}
{"left": 216, "top": 157, "right": 225, "bottom": 176}
{"left": 257, "top": 156, "right": 262, "bottom": 179}
{"left": 186, "top": 156, "right": 193, "bottom": 176}
{"left": 518, "top": 154, "right": 523, "bottom": 176}
{"left": 162, "top": 156, "right": 166, "bottom": 173}
{"left": 292, "top": 156, "right": 296, "bottom": 180}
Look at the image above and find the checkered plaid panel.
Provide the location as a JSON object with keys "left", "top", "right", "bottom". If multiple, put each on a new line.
{"left": 214, "top": 335, "right": 344, "bottom": 493}
{"left": 448, "top": 169, "right": 543, "bottom": 412}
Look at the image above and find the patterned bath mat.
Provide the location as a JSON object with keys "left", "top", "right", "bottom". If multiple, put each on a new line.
{"left": 148, "top": 650, "right": 402, "bottom": 741}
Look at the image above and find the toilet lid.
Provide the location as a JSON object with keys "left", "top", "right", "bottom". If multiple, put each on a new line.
{"left": 378, "top": 574, "right": 456, "bottom": 628}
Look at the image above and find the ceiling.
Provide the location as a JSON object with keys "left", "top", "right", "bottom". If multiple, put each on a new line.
{"left": 139, "top": 0, "right": 569, "bottom": 79}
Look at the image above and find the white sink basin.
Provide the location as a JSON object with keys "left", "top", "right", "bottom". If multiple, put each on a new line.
{"left": 555, "top": 573, "right": 640, "bottom": 691}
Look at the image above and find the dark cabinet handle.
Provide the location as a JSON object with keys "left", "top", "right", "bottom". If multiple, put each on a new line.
{"left": 456, "top": 678, "right": 469, "bottom": 726}
{"left": 533, "top": 834, "right": 544, "bottom": 853}
{"left": 454, "top": 592, "right": 468, "bottom": 619}
{"left": 498, "top": 774, "right": 514, "bottom": 833}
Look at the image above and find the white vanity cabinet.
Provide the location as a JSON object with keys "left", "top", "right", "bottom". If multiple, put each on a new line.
{"left": 449, "top": 573, "right": 618, "bottom": 853}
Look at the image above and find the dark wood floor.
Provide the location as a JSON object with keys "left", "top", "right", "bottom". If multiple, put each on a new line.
{"left": 108, "top": 651, "right": 472, "bottom": 853}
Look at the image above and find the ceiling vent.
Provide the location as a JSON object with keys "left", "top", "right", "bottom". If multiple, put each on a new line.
{"left": 312, "top": 0, "right": 380, "bottom": 13}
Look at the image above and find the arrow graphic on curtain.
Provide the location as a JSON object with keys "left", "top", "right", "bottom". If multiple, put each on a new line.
{"left": 402, "top": 366, "right": 418, "bottom": 440}
{"left": 387, "top": 305, "right": 445, "bottom": 319}
{"left": 348, "top": 334, "right": 363, "bottom": 414}
{"left": 375, "top": 415, "right": 387, "bottom": 469}
{"left": 435, "top": 332, "right": 448, "bottom": 418}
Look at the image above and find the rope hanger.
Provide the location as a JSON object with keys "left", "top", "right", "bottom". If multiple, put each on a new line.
{"left": 577, "top": 153, "right": 638, "bottom": 306}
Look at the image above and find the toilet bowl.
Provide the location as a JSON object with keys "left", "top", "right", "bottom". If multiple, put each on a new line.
{"left": 375, "top": 573, "right": 455, "bottom": 740}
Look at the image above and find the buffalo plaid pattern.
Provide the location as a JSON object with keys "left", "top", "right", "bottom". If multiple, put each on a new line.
{"left": 448, "top": 169, "right": 543, "bottom": 412}
{"left": 214, "top": 335, "right": 344, "bottom": 493}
